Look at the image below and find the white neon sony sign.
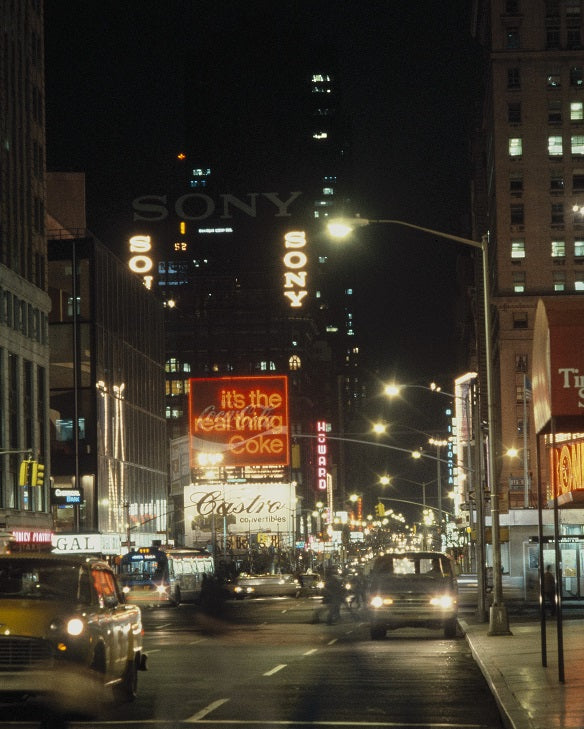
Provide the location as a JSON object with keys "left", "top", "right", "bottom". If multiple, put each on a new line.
{"left": 283, "top": 230, "right": 308, "bottom": 307}
{"left": 128, "top": 234, "right": 154, "bottom": 289}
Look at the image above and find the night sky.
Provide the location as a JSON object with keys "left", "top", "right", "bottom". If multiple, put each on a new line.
{"left": 44, "top": 2, "right": 483, "bottom": 500}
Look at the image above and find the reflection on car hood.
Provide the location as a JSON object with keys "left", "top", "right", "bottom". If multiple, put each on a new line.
{"left": 0, "top": 598, "right": 81, "bottom": 637}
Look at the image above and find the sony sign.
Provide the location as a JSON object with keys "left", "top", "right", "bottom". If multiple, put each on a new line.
{"left": 132, "top": 191, "right": 303, "bottom": 222}
{"left": 283, "top": 230, "right": 308, "bottom": 308}
{"left": 128, "top": 234, "right": 154, "bottom": 289}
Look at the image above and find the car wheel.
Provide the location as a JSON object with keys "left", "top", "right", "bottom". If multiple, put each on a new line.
{"left": 113, "top": 657, "right": 138, "bottom": 703}
{"left": 444, "top": 618, "right": 457, "bottom": 639}
{"left": 370, "top": 626, "right": 386, "bottom": 640}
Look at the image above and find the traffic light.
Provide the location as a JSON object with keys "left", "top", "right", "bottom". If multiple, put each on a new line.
{"left": 375, "top": 502, "right": 385, "bottom": 517}
{"left": 30, "top": 461, "right": 45, "bottom": 486}
{"left": 19, "top": 460, "right": 31, "bottom": 487}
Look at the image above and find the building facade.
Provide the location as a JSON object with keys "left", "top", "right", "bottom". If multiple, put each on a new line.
{"left": 0, "top": 1, "right": 52, "bottom": 548}
{"left": 471, "top": 0, "right": 584, "bottom": 587}
{"left": 47, "top": 173, "right": 168, "bottom": 550}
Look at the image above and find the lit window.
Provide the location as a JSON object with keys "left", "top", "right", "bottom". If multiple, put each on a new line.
{"left": 289, "top": 355, "right": 301, "bottom": 371}
{"left": 323, "top": 187, "right": 334, "bottom": 195}
{"left": 572, "top": 135, "right": 584, "bottom": 154}
{"left": 553, "top": 271, "right": 566, "bottom": 291}
{"left": 511, "top": 239, "right": 525, "bottom": 258}
{"left": 313, "top": 132, "right": 328, "bottom": 140}
{"left": 576, "top": 275, "right": 584, "bottom": 291}
{"left": 509, "top": 137, "right": 523, "bottom": 156}
{"left": 513, "top": 272, "right": 526, "bottom": 292}
{"left": 547, "top": 71, "right": 561, "bottom": 87}
{"left": 166, "top": 358, "right": 179, "bottom": 373}
{"left": 575, "top": 240, "right": 584, "bottom": 256}
{"left": 571, "top": 102, "right": 584, "bottom": 120}
{"left": 551, "top": 240, "right": 566, "bottom": 257}
{"left": 548, "top": 135, "right": 563, "bottom": 156}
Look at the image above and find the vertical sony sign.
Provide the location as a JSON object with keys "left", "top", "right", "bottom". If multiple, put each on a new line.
{"left": 283, "top": 230, "right": 308, "bottom": 307}
{"left": 128, "top": 234, "right": 154, "bottom": 289}
{"left": 316, "top": 420, "right": 327, "bottom": 490}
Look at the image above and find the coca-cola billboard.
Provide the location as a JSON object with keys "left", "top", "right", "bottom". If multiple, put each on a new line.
{"left": 189, "top": 376, "right": 289, "bottom": 468}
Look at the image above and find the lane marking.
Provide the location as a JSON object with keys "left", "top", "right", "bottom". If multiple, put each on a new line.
{"left": 327, "top": 639, "right": 337, "bottom": 645}
{"left": 154, "top": 623, "right": 172, "bottom": 630}
{"left": 185, "top": 697, "right": 230, "bottom": 722}
{"left": 303, "top": 648, "right": 318, "bottom": 655}
{"left": 263, "top": 663, "right": 287, "bottom": 676}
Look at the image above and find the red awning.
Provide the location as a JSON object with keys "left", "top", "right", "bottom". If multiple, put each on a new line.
{"left": 532, "top": 298, "right": 584, "bottom": 434}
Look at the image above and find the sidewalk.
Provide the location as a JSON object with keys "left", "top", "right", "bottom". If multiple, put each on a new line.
{"left": 461, "top": 615, "right": 584, "bottom": 729}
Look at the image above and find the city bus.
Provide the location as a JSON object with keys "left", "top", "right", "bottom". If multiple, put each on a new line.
{"left": 118, "top": 546, "right": 214, "bottom": 606}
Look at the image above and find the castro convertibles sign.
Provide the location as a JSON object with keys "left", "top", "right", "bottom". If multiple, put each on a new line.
{"left": 189, "top": 376, "right": 289, "bottom": 467}
{"left": 184, "top": 482, "right": 295, "bottom": 539}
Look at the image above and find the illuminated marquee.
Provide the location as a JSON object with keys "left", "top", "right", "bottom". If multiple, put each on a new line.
{"left": 316, "top": 420, "right": 328, "bottom": 490}
{"left": 128, "top": 234, "right": 154, "bottom": 289}
{"left": 283, "top": 230, "right": 308, "bottom": 308}
{"left": 189, "top": 376, "right": 289, "bottom": 468}
{"left": 549, "top": 438, "right": 584, "bottom": 500}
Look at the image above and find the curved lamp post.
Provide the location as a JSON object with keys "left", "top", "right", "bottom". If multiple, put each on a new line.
{"left": 327, "top": 216, "right": 509, "bottom": 635}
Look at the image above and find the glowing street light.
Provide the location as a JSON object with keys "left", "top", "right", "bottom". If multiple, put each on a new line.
{"left": 327, "top": 216, "right": 508, "bottom": 635}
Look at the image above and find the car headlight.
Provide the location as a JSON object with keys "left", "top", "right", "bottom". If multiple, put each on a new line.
{"left": 66, "top": 617, "right": 85, "bottom": 636}
{"left": 156, "top": 584, "right": 168, "bottom": 595}
{"left": 430, "top": 594, "right": 455, "bottom": 609}
{"left": 234, "top": 586, "right": 243, "bottom": 594}
{"left": 316, "top": 581, "right": 325, "bottom": 590}
{"left": 246, "top": 586, "right": 255, "bottom": 594}
{"left": 370, "top": 595, "right": 393, "bottom": 608}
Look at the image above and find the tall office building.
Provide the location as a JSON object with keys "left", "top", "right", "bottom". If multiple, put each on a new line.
{"left": 142, "top": 8, "right": 365, "bottom": 540}
{"left": 471, "top": 0, "right": 584, "bottom": 580}
{"left": 47, "top": 173, "right": 168, "bottom": 548}
{"left": 0, "top": 1, "right": 52, "bottom": 547}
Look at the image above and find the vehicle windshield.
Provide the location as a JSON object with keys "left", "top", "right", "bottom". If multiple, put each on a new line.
{"left": 0, "top": 559, "right": 84, "bottom": 601}
{"left": 372, "top": 555, "right": 450, "bottom": 578}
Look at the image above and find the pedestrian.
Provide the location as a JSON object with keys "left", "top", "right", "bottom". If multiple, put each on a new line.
{"left": 543, "top": 564, "right": 556, "bottom": 616}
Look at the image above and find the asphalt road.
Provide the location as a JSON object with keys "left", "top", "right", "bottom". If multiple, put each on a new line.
{"left": 2, "top": 596, "right": 504, "bottom": 729}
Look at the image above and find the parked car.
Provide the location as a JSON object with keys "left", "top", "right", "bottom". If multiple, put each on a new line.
{"left": 366, "top": 551, "right": 458, "bottom": 639}
{"left": 0, "top": 553, "right": 146, "bottom": 715}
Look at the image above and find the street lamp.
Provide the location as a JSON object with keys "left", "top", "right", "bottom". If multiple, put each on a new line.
{"left": 327, "top": 216, "right": 509, "bottom": 635}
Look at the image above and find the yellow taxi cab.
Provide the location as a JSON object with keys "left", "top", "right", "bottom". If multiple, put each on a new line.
{"left": 0, "top": 553, "right": 146, "bottom": 715}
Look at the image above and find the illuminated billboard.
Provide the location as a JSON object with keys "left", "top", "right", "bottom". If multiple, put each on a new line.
{"left": 184, "top": 482, "right": 295, "bottom": 545}
{"left": 189, "top": 376, "right": 289, "bottom": 468}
